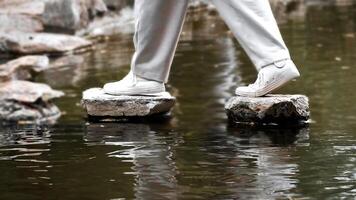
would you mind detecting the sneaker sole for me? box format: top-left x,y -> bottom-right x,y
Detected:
236,67 -> 300,97
103,86 -> 166,96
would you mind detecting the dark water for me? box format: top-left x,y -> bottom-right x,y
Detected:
1,5 -> 356,200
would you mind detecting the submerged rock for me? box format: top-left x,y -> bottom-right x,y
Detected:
0,80 -> 64,123
0,55 -> 49,82
81,88 -> 176,119
0,32 -> 92,54
225,95 -> 310,125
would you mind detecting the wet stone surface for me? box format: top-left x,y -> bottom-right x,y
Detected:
0,80 -> 64,123
81,88 -> 176,120
225,94 -> 310,124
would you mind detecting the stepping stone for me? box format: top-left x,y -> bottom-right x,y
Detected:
225,94 -> 310,125
81,88 -> 176,120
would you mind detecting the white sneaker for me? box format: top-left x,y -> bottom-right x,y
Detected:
103,71 -> 165,96
235,59 -> 300,97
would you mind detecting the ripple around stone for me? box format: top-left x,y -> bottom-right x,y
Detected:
81,88 -> 176,120
225,94 -> 310,125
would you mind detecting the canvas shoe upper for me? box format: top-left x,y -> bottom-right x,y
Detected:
235,59 -> 300,97
103,71 -> 165,96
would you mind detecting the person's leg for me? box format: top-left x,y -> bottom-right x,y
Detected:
211,0 -> 300,97
132,0 -> 189,82
104,0 -> 189,95
211,0 -> 290,70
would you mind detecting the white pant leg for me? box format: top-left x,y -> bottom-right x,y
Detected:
211,0 -> 292,70
131,0 -> 189,83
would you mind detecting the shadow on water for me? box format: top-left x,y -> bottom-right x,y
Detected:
1,3 -> 356,200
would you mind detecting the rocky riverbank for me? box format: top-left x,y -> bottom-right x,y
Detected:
0,56 -> 64,123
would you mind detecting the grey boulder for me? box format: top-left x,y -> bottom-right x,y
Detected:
81,88 -> 176,118
225,94 -> 310,124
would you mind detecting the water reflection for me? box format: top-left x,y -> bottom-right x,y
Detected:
224,126 -> 309,199
85,121 -> 180,199
0,124 -> 53,195
84,121 -> 309,199
227,124 -> 310,146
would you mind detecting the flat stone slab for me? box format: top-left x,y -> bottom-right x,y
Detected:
81,88 -> 176,118
0,31 -> 92,54
225,94 -> 310,124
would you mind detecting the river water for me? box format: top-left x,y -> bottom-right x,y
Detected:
0,4 -> 356,200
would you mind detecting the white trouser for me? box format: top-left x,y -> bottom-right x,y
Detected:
132,0 -> 292,83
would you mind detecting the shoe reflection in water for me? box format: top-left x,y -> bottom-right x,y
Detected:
84,121 -> 309,199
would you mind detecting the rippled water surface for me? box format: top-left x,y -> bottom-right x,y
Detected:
1,5 -> 356,200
